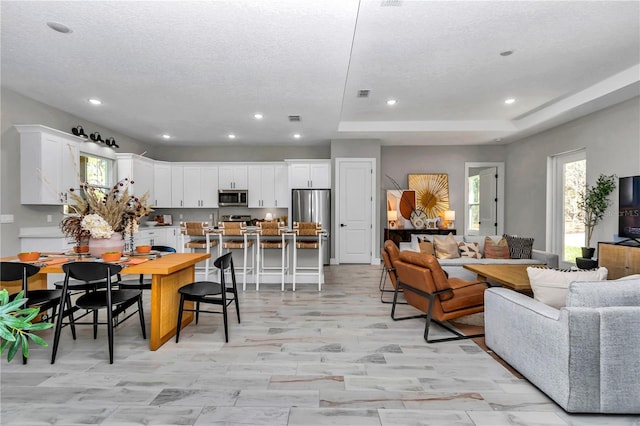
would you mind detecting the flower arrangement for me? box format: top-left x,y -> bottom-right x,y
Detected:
60,178 -> 153,244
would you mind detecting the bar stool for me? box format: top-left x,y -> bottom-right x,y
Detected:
291,221 -> 325,291
255,221 -> 288,291
180,222 -> 218,279
217,222 -> 256,291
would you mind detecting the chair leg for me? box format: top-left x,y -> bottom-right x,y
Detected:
390,283 -> 427,322
137,295 -> 146,339
222,297 -> 229,343
66,294 -> 77,340
195,301 -> 200,324
93,310 -> 99,339
106,307 -> 114,364
175,294 -> 185,343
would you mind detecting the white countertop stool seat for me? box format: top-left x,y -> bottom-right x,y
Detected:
292,222 -> 325,292
256,221 -> 289,291
218,222 -> 256,291
180,221 -> 218,279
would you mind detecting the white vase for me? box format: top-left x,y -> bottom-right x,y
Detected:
88,233 -> 125,258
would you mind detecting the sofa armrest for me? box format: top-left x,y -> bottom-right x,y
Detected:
532,249 -> 558,268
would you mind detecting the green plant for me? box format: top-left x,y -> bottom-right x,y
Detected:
577,174 -> 617,248
0,290 -> 53,362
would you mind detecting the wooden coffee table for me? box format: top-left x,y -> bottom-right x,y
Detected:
463,264 -> 544,295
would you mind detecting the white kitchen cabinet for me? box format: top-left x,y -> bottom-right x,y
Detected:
16,125 -> 82,205
183,165 -> 219,208
288,160 -> 331,189
117,154 -> 155,202
153,161 -> 172,208
171,164 -> 184,207
218,164 -> 248,189
248,163 -> 290,208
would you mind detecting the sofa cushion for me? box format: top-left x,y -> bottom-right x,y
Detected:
419,240 -> 435,256
566,276 -> 640,308
504,234 -> 534,259
433,233 -> 461,259
527,266 -> 609,308
458,241 -> 482,258
484,236 -> 510,259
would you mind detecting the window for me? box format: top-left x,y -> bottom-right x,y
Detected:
80,154 -> 113,191
468,174 -> 480,232
549,150 -> 586,267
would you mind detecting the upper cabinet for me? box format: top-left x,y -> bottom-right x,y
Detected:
17,125 -> 81,205
247,163 -> 289,208
218,164 -> 248,190
171,164 -> 185,207
183,164 -> 219,208
288,160 -> 331,189
153,161 -> 172,208
116,154 -> 154,202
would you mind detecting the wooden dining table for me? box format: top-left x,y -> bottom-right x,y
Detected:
1,252 -> 210,350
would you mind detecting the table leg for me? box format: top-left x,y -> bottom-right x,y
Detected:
149,266 -> 195,350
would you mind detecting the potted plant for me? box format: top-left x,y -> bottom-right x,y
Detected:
0,290 -> 53,362
577,174 -> 617,259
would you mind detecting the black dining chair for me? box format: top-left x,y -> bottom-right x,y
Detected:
175,252 -> 240,343
0,261 -> 75,363
51,261 -> 146,364
118,245 -> 177,290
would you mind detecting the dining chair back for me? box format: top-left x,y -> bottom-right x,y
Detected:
175,252 -> 240,343
51,261 -> 146,364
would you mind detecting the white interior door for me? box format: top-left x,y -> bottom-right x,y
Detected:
478,167 -> 498,235
337,159 -> 375,264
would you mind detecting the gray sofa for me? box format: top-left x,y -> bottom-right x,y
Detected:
400,234 -> 559,280
485,278 -> 640,413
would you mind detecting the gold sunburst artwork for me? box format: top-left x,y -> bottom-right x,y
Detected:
408,174 -> 450,219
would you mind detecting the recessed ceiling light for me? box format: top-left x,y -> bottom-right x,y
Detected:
88,98 -> 102,105
494,138 -> 503,142
504,98 -> 516,105
293,133 -> 301,139
46,21 -> 72,34
228,134 -> 236,139
253,113 -> 263,120
499,50 -> 514,57
162,134 -> 171,139
386,99 -> 397,106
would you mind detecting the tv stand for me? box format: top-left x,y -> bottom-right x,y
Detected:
598,242 -> 640,279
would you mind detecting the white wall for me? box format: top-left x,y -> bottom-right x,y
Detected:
505,96 -> 640,250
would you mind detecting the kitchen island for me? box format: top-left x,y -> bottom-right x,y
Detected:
2,253 -> 209,350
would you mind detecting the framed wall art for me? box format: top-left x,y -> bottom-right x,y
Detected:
408,173 -> 450,219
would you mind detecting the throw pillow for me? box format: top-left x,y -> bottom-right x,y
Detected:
458,241 -> 482,258
433,233 -> 461,259
484,236 -> 510,259
418,239 -> 435,256
503,234 -> 534,259
527,266 -> 609,308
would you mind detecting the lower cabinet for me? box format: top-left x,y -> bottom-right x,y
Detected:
598,242 -> 640,279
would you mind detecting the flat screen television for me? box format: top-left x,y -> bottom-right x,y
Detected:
618,175 -> 640,242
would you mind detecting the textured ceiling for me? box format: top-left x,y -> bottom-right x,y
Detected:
2,0 -> 639,147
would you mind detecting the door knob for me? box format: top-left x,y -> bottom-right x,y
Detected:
340,224 -> 346,227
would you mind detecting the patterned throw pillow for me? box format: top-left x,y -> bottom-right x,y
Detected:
503,234 -> 534,259
527,266 -> 609,308
433,233 -> 461,259
484,236 -> 510,259
458,241 -> 482,258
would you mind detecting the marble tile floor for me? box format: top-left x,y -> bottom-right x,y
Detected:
2,264 -> 639,425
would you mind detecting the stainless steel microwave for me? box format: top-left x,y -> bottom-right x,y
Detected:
218,190 -> 248,206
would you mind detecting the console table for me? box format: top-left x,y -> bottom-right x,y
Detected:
384,228 -> 456,246
598,242 -> 640,279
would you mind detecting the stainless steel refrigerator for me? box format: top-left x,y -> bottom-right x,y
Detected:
291,189 -> 331,265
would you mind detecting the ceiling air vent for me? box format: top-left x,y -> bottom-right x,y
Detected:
357,90 -> 370,98
288,115 -> 301,122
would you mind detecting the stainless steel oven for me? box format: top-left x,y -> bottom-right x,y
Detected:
218,190 -> 248,207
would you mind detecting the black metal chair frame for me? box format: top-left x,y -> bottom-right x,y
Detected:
379,264 -> 408,305
51,262 -> 146,364
391,279 -> 485,343
175,252 -> 240,343
118,245 -> 177,290
0,261 -> 75,363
